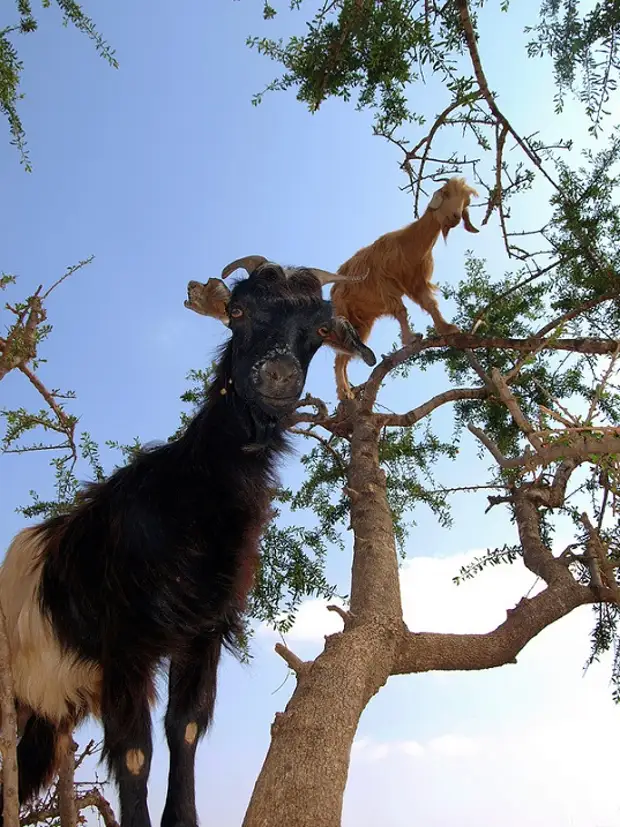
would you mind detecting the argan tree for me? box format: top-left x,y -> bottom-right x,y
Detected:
226,1 -> 619,825
2,0 -> 620,826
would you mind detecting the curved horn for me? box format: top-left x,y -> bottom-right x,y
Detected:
221,255 -> 268,279
307,268 -> 368,286
462,206 -> 479,234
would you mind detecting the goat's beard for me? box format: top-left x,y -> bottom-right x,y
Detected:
242,407 -> 283,453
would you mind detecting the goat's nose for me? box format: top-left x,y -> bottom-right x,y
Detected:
258,356 -> 302,397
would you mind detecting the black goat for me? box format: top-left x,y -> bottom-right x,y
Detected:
0,258 -> 376,827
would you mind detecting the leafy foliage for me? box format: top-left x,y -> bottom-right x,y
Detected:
526,0 -> 620,133
248,0 -> 470,134
453,544 -> 522,585
1,0 -> 117,169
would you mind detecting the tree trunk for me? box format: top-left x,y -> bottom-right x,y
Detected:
0,607 -> 19,827
243,412 -> 403,827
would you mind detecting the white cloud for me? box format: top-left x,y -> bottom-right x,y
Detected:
428,733 -> 481,758
399,740 -> 425,758
352,736 -> 425,762
346,710 -> 620,827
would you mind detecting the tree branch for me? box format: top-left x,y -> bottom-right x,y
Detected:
512,490 -> 571,584
378,386 -> 487,427
490,368 -> 543,450
275,643 -> 310,677
391,580 -> 614,675
0,292 -> 44,380
21,788 -> 119,827
361,333 -> 618,409
58,731 -> 78,827
289,427 -> 346,473
327,604 -> 352,627
455,0 -> 560,194
471,431 -> 620,472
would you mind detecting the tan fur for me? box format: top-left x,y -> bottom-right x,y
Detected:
184,722 -> 198,745
0,527 -> 102,725
331,176 -> 479,399
125,748 -> 146,775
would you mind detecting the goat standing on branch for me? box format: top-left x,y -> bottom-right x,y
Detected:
0,259 -> 374,827
331,176 -> 479,399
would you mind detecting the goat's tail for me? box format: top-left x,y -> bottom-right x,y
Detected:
0,712 -> 62,824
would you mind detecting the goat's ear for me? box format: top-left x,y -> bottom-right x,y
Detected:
428,189 -> 445,210
323,317 -> 376,366
184,279 -> 231,324
462,206 -> 479,234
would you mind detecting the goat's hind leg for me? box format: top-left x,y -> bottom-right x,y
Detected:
395,300 -> 421,346
335,353 -> 354,401
334,319 -> 373,401
161,635 -> 223,827
101,662 -> 154,827
0,711 -> 60,826
415,286 -> 459,335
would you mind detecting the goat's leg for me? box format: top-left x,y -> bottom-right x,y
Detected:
102,663 -> 154,827
335,353 -> 354,401
334,319 -> 373,401
394,300 -> 419,346
161,635 -> 223,827
415,286 -> 459,335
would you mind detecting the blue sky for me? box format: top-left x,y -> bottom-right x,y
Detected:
1,1 -> 619,825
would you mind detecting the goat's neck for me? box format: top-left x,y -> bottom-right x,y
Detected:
400,209 -> 441,257
180,351 -> 285,470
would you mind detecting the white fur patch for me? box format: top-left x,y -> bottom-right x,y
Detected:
184,722 -> 198,745
126,748 -> 146,775
0,528 -> 102,724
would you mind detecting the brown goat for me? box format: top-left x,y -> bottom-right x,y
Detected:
330,176 -> 479,399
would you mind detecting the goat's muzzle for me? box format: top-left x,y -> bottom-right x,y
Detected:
253,355 -> 304,414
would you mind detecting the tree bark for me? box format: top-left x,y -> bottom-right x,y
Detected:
58,730 -> 78,827
0,607 -> 19,827
243,413 -> 403,827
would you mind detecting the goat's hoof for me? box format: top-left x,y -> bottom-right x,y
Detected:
440,324 -> 460,335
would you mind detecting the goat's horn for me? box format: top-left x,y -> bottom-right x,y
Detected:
462,206 -> 479,234
221,256 -> 268,279
307,268 -> 368,286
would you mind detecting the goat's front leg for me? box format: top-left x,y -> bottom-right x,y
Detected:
161,635 -> 223,827
102,662 -> 154,827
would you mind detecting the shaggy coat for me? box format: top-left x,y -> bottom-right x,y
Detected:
330,177 -> 479,399
0,261 -> 374,827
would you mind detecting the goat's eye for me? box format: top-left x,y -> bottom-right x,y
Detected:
230,307 -> 244,319
317,326 -> 330,338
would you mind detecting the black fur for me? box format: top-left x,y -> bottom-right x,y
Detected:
4,266 -> 373,827
17,715 -> 58,802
